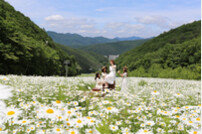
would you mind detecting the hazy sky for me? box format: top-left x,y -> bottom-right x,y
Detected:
5,0 -> 201,38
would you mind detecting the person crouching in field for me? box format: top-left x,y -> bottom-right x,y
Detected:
92,72 -> 103,91
118,66 -> 128,92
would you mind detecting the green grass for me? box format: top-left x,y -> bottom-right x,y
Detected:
77,73 -> 95,77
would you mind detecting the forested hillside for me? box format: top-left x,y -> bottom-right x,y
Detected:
47,31 -> 118,48
0,0 -> 79,76
114,36 -> 143,41
116,21 -> 201,80
81,39 -> 148,55
57,44 -> 107,73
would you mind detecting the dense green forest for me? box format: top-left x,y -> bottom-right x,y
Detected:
81,39 -> 149,55
114,36 -> 143,41
57,44 -> 107,73
116,21 -> 201,80
47,31 -> 118,48
0,0 -> 79,76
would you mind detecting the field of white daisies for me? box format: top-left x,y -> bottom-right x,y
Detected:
0,75 -> 201,134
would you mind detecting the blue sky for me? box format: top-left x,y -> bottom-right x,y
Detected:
5,0 -> 201,38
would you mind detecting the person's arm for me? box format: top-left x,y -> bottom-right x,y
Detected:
118,71 -> 124,77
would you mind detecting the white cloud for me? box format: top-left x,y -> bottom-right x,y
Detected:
5,0 -> 200,38
135,16 -> 172,29
45,15 -> 64,21
44,16 -> 98,35
95,8 -> 105,12
43,15 -> 167,38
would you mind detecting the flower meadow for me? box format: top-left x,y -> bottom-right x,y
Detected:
0,75 -> 201,134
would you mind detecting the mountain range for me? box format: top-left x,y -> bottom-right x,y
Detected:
114,36 -> 143,41
47,31 -> 117,48
47,31 -> 145,48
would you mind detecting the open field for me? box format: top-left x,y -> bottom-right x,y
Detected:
0,75 -> 201,134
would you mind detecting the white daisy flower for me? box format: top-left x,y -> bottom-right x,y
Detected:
109,125 -> 118,131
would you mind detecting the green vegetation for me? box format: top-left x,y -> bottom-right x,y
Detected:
58,44 -> 107,73
77,73 -> 95,77
116,21 -> 201,80
138,80 -> 148,87
47,31 -> 118,48
0,0 -> 79,76
81,39 -> 148,55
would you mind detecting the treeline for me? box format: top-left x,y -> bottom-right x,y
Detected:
116,21 -> 201,80
0,0 -> 79,76
81,39 -> 148,55
57,44 -> 108,73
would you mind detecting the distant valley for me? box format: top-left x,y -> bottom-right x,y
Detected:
81,39 -> 149,55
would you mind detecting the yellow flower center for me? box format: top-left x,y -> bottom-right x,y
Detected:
107,107 -> 112,110
176,115 -> 180,118
154,90 -> 157,93
77,120 -> 82,123
58,116 -> 62,119
144,130 -> 148,132
89,130 -> 93,133
0,128 -> 2,131
71,131 -> 75,134
7,111 -> 15,116
87,117 -> 91,119
56,100 -> 61,104
67,123 -> 70,126
193,131 -> 197,134
67,111 -> 71,114
56,128 -> 60,131
46,109 -> 54,114
196,118 -> 200,121
22,121 -> 27,123
189,121 -> 193,123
